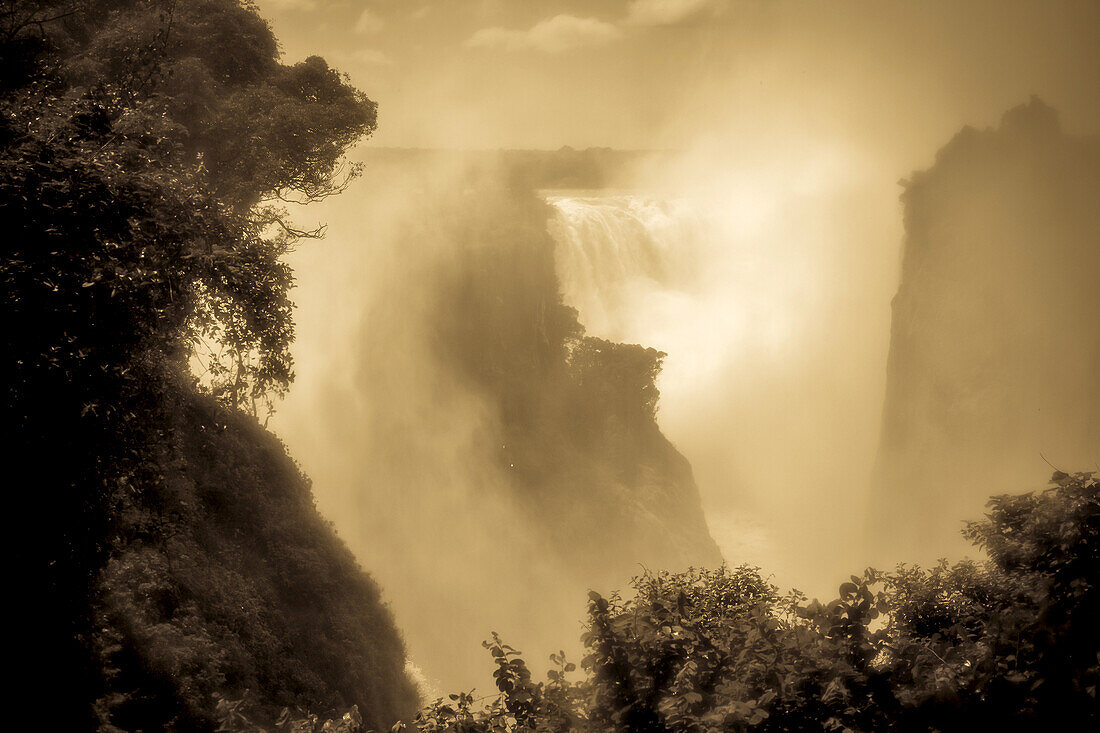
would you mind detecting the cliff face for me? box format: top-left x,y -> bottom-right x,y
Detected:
874,99 -> 1100,561
429,177 -> 722,587
89,390 -> 418,731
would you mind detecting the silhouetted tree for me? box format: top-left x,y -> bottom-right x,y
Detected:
406,472 -> 1100,731
1,1 -> 394,728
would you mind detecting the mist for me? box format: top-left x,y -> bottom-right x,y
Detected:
568,141 -> 903,592
15,0 -> 1099,727
258,0 -> 1100,697
270,157 -> 590,691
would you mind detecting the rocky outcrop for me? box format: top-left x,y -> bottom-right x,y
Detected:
873,99 -> 1100,562
430,179 -> 723,585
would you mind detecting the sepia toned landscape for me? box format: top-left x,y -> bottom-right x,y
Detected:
5,1 -> 1099,730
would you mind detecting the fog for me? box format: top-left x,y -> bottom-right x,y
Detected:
261,0 -> 1100,696
269,158 -> 591,693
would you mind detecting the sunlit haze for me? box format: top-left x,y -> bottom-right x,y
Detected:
255,0 -> 1100,694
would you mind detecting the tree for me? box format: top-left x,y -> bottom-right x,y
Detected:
1,1 -> 380,727
3,0 -> 376,418
404,472 -> 1100,731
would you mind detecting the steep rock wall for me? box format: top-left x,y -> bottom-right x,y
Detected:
429,179 -> 723,587
873,99 -> 1100,561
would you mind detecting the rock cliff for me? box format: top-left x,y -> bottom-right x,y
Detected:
873,99 -> 1100,561
429,176 -> 723,585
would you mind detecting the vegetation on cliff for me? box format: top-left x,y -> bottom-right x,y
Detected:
3,0 -> 415,728
423,174 -> 723,584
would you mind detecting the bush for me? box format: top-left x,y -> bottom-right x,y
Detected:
404,472 -> 1099,731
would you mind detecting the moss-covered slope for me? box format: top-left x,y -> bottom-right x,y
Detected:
90,390 -> 418,731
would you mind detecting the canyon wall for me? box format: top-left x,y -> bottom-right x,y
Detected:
874,99 -> 1100,562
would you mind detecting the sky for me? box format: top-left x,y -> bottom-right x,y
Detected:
256,0 -> 1100,153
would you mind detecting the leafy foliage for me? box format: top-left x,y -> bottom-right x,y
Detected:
3,0 -> 376,416
214,695 -> 369,733
85,392 -> 419,731
404,472 -> 1100,731
2,1 -> 412,729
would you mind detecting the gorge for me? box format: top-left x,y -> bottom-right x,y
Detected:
10,0 -> 1100,727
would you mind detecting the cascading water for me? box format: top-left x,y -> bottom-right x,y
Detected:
546,194 -> 702,344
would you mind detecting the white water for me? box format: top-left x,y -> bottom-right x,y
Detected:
546,194 -> 701,344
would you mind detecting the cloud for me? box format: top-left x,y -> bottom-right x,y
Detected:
258,0 -> 317,12
465,14 -> 622,53
355,9 -> 386,36
626,0 -> 729,26
345,48 -> 395,67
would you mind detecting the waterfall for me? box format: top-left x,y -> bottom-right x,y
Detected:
546,194 -> 701,343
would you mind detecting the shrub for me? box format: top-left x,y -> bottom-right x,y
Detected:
405,472 -> 1099,731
